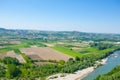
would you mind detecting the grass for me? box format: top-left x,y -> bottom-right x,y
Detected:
26,41 -> 46,47
14,49 -> 22,54
80,47 -> 115,54
0,40 -> 47,53
51,46 -> 82,57
0,43 -> 15,46
0,41 -> 45,54
21,53 -> 33,64
80,47 -> 99,54
0,42 -> 30,53
0,47 -> 12,53
52,45 -> 117,58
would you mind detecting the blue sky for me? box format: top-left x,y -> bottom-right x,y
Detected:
0,0 -> 120,33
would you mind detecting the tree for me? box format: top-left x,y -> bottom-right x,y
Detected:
3,57 -> 19,65
0,65 -> 6,77
6,64 -> 21,78
59,60 -> 65,65
75,56 -> 80,61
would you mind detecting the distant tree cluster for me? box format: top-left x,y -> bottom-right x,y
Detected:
90,42 -> 113,50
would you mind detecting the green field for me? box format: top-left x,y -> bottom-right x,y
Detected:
52,46 -> 82,57
0,41 -> 46,53
0,42 -> 30,53
13,49 -> 22,54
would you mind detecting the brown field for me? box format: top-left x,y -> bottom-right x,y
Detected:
0,51 -> 26,63
10,41 -> 21,44
44,43 -> 55,47
34,62 -> 54,65
0,46 -> 4,49
20,46 -> 73,61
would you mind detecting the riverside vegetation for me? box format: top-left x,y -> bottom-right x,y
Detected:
0,28 -> 120,80
96,65 -> 120,80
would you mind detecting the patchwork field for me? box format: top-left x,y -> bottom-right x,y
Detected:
0,51 -> 26,63
20,46 -> 73,61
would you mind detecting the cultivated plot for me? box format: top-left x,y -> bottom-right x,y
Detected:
20,46 -> 73,61
0,51 -> 26,63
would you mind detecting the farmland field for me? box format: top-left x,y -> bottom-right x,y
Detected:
52,46 -> 82,57
20,46 -> 73,61
0,51 -> 25,63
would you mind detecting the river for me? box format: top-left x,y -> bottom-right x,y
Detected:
82,50 -> 120,80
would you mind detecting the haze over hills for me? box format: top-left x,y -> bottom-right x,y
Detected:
0,27 -> 120,42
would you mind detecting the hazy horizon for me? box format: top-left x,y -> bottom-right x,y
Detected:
0,0 -> 120,34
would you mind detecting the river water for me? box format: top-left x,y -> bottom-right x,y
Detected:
83,51 -> 120,80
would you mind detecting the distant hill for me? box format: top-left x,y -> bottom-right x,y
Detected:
0,28 -> 6,30
0,27 -> 120,42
